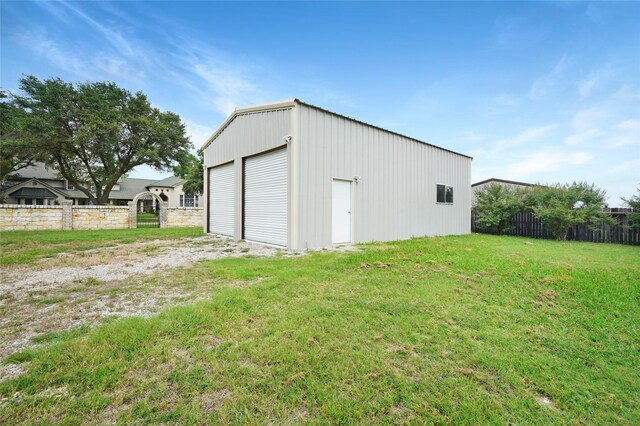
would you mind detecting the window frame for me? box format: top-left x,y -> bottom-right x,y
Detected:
436,184 -> 454,204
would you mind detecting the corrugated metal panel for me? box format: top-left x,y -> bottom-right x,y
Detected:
208,162 -> 235,236
244,148 -> 288,246
203,109 -> 292,240
296,104 -> 471,249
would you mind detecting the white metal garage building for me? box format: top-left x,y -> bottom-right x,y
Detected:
203,99 -> 472,250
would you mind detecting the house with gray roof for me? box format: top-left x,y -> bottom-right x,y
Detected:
0,163 -> 199,208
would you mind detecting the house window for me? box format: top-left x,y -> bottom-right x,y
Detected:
182,193 -> 198,207
36,199 -> 44,205
64,180 -> 75,190
437,184 -> 454,204
25,198 -> 33,205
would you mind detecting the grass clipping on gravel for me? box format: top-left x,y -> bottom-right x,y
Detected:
1,234 -> 639,424
0,227 -> 204,266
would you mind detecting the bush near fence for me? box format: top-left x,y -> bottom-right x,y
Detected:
471,210 -> 640,245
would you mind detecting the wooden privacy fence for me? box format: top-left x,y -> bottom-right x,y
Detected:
471,210 -> 640,246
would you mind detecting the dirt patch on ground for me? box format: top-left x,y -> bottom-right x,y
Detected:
0,235 -> 298,382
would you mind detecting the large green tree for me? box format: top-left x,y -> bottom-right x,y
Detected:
523,182 -> 612,240
0,91 -> 42,188
173,148 -> 204,195
11,75 -> 192,205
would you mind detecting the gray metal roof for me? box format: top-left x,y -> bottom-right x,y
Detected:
112,178 -> 157,199
7,187 -> 59,198
472,178 -> 533,188
1,178 -> 69,199
202,99 -> 472,160
2,167 -> 185,201
148,176 -> 184,188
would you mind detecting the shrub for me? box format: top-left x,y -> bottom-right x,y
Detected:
522,182 -> 612,240
473,183 -> 520,234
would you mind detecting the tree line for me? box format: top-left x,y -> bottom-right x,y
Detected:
473,182 -> 640,240
1,75 -> 203,205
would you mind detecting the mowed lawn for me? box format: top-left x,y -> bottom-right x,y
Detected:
1,234 -> 638,424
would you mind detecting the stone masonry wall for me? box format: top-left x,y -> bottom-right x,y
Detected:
0,205 -> 63,231
166,208 -> 204,228
72,205 -> 129,230
1,204 -> 202,231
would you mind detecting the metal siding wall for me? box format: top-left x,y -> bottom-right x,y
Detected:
203,109 -> 292,240
296,104 -> 471,249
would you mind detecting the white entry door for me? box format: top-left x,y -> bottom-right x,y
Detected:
244,147 -> 288,246
208,162 -> 235,236
332,179 -> 352,244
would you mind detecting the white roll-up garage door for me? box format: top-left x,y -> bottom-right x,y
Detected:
208,162 -> 235,236
244,147 -> 288,246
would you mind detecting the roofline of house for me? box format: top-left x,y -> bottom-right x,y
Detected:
201,99 -> 472,160
472,178 -> 534,188
0,177 -> 69,199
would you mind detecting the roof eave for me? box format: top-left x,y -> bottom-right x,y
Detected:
201,98 -> 472,160
201,99 -> 297,150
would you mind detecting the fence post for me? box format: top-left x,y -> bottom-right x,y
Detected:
61,200 -> 73,230
128,201 -> 136,228
159,201 -> 168,228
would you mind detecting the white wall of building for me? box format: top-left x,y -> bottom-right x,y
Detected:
203,101 -> 472,250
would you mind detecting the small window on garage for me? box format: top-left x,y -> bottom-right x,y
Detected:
437,184 -> 454,204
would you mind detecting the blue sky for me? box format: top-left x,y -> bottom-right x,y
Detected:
2,1 -> 639,204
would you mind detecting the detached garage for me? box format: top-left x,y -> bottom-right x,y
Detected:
203,99 -> 472,250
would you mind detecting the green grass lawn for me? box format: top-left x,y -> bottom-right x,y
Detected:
1,235 -> 638,424
0,227 -> 203,266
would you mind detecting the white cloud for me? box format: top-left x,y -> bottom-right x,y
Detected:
613,85 -> 640,101
614,119 -> 640,132
571,107 -> 610,131
603,120 -> 640,147
191,61 -> 260,115
605,134 -> 640,148
565,129 -> 602,146
15,29 -> 144,82
578,63 -> 614,98
56,1 -> 139,58
600,158 -> 640,177
184,120 -> 215,149
528,55 -> 568,100
488,125 -> 557,156
507,149 -> 594,179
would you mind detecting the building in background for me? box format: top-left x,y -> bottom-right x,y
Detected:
471,178 -> 534,206
0,163 -> 199,209
203,99 -> 472,250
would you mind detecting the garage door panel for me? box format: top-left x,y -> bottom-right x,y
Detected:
244,148 -> 287,246
208,162 -> 234,236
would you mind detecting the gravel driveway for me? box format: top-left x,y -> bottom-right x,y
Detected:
0,235 -> 294,382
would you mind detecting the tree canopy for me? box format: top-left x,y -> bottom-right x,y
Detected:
473,181 -> 613,240
8,75 -> 192,205
522,182 -> 612,240
0,90 -> 43,188
173,149 -> 204,195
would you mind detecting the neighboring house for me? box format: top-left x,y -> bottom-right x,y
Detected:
0,163 -> 199,208
471,178 -> 533,206
203,99 -> 472,250
147,176 -> 200,208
